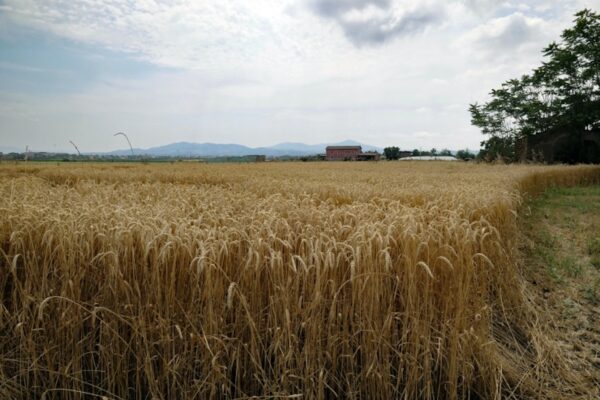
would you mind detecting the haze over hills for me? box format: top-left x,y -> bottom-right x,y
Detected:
100,140 -> 383,157
1,141 -> 480,157
0,146 -> 24,154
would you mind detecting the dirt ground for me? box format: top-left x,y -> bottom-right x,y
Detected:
520,185 -> 600,395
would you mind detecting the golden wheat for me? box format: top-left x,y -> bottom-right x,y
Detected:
0,161 -> 599,399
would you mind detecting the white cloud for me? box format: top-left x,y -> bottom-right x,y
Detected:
308,0 -> 445,46
2,1 -> 316,74
461,12 -> 550,53
412,131 -> 438,139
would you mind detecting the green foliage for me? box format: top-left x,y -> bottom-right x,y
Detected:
412,149 -> 420,156
559,255 -> 583,277
383,146 -> 401,160
589,237 -> 600,269
456,149 -> 476,160
470,9 -> 600,163
583,278 -> 600,304
477,136 -> 516,162
588,236 -> 600,255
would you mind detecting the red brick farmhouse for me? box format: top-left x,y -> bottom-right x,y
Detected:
325,146 -> 380,161
325,146 -> 362,161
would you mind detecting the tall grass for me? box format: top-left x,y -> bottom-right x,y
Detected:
1,162 -> 599,399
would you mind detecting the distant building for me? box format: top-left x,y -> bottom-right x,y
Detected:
357,151 -> 381,161
399,151 -> 412,159
248,155 -> 266,162
326,146 -> 362,161
398,156 -> 458,161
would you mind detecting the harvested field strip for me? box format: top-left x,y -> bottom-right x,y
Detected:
521,185 -> 600,396
1,162 -> 599,399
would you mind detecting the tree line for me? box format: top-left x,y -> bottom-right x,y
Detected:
383,147 -> 476,160
470,9 -> 600,163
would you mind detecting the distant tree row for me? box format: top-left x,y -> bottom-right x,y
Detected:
383,147 -> 475,160
383,147 -> 401,160
470,9 -> 600,163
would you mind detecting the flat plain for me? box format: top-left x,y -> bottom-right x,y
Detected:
1,162 -> 599,399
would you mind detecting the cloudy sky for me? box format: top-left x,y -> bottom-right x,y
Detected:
1,0 -> 599,152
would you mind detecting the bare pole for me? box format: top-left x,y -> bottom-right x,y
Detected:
69,140 -> 81,156
114,132 -> 134,156
25,145 -> 29,162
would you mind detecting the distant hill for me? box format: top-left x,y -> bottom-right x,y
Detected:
100,140 -> 384,157
0,146 -> 23,153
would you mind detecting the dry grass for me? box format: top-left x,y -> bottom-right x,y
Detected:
520,185 -> 600,393
1,161 -> 599,399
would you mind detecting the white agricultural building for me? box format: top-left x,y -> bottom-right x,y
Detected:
398,156 -> 459,161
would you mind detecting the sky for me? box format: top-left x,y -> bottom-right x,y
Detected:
1,0 -> 599,153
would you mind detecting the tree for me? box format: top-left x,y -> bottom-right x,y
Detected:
383,146 -> 401,160
439,149 -> 452,156
470,9 -> 600,163
456,149 -> 476,161
430,148 -> 438,156
412,149 -> 420,156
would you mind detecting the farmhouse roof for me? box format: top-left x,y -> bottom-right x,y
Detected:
326,146 -> 362,150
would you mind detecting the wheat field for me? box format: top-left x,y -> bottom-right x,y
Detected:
1,162 -> 599,399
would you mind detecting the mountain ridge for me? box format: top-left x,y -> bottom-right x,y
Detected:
99,140 -> 383,157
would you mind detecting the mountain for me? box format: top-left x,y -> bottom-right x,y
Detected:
0,146 -> 23,153
101,140 -> 384,157
106,142 -> 256,157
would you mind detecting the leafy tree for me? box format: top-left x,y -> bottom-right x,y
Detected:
470,9 -> 600,163
430,148 -> 438,156
439,149 -> 452,156
412,149 -> 420,156
383,146 -> 401,160
456,149 -> 476,160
